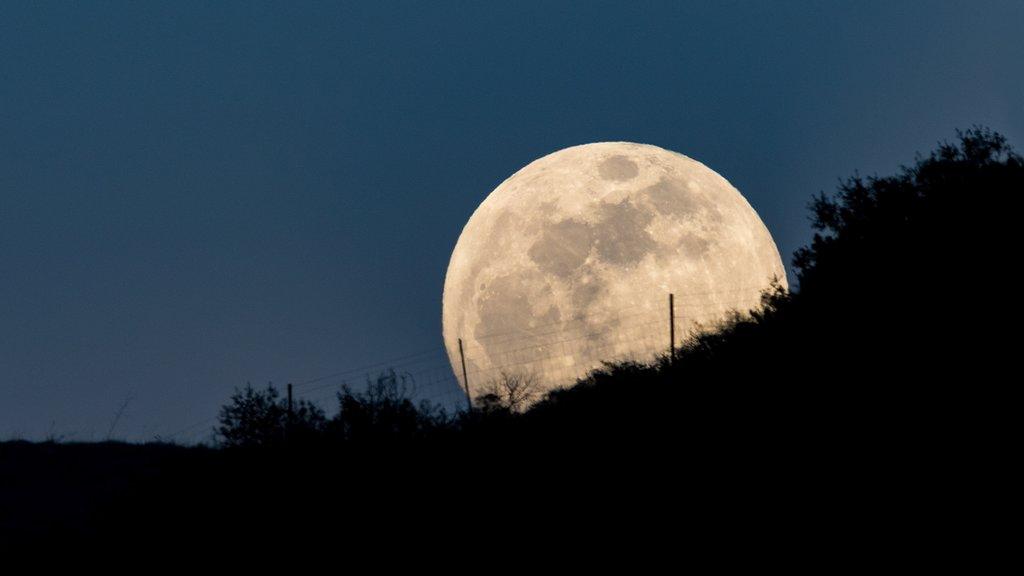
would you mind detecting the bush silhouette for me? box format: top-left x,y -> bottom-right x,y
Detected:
325,370 -> 450,444
474,371 -> 540,414
216,383 -> 326,448
788,126 -> 1021,379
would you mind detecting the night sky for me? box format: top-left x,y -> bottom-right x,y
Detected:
2,1 -> 1021,441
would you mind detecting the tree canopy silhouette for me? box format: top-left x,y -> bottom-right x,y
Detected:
217,383 -> 326,448
325,370 -> 449,443
787,126 -> 1021,378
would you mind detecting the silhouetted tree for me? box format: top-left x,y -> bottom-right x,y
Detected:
475,371 -> 540,413
216,383 -> 326,448
786,126 -> 1022,380
326,370 -> 448,443
794,127 -> 1022,296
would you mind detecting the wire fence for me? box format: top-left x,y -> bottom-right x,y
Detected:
162,287 -> 769,444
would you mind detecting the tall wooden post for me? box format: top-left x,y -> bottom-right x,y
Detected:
669,293 -> 676,365
458,338 -> 472,412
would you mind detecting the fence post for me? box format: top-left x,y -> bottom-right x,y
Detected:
669,293 -> 676,365
458,338 -> 472,412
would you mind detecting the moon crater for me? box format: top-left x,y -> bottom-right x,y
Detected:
598,155 -> 640,181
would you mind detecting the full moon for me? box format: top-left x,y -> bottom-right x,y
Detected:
442,142 -> 785,402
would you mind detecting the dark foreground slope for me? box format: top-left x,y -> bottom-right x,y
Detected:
2,129 -> 1017,552
0,441 -> 215,536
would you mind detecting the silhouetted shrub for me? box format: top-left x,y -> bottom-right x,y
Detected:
787,126 -> 1021,379
474,371 -> 540,414
326,370 -> 450,443
216,383 -> 326,448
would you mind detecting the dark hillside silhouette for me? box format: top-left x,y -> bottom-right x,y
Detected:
459,128 -> 1021,452
450,127 -> 1021,476
3,128 -> 1016,544
203,127 -> 1024,461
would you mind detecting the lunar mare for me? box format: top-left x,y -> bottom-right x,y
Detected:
442,142 -> 785,402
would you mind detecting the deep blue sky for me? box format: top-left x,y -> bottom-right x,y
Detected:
2,2 -> 1021,441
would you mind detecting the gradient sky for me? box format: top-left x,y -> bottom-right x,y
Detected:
2,1 -> 1022,441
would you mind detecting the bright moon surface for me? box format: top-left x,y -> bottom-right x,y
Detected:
442,142 -> 786,402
